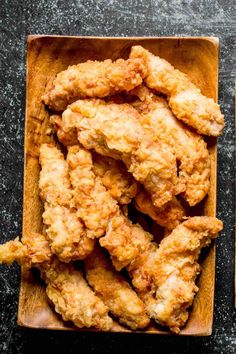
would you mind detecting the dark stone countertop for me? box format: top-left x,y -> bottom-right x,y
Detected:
0,1 -> 235,353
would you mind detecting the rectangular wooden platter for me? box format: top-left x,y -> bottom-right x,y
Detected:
18,35 -> 219,335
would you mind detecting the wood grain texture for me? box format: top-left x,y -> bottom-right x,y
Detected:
18,36 -> 219,336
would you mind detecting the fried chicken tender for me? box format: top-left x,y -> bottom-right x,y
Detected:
61,99 -> 179,208
50,115 -> 78,146
0,233 -> 51,267
92,153 -> 138,204
134,188 -> 185,230
43,261 -> 112,331
42,204 -> 94,261
66,144 -> 154,270
39,143 -> 73,207
39,144 -> 95,262
132,88 -> 210,206
135,216 -> 223,333
130,46 -> 224,136
127,240 -> 158,295
0,234 -> 112,331
0,238 -> 27,265
42,58 -> 147,111
100,215 -> 222,333
67,145 -> 119,238
85,246 -> 150,329
100,214 -> 153,271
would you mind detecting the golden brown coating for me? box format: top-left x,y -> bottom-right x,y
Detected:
0,233 -> 51,267
50,115 -> 78,146
42,204 -> 95,262
133,90 -> 210,206
85,246 -> 150,329
136,216 -> 223,333
44,260 -> 113,331
39,143 -> 73,207
127,241 -> 158,295
92,153 -> 138,205
130,46 -> 224,136
39,144 -> 95,262
100,214 -> 153,271
21,233 -> 52,266
61,99 -> 179,208
67,145 -> 119,238
42,58 -> 147,111
61,98 -> 144,160
66,144 -> 154,272
0,235 -> 112,331
0,238 -> 26,265
134,188 -> 185,230
100,215 -> 222,333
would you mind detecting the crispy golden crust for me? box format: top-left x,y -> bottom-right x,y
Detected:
39,144 -> 73,207
0,234 -> 51,267
50,115 -> 78,146
0,235 -> 112,331
139,216 -> 223,333
85,246 -> 150,329
61,99 -> 179,208
22,233 -> 52,266
92,153 -> 138,204
101,215 -> 222,333
66,145 -> 154,272
100,214 -> 153,271
67,145 -> 119,238
127,242 -> 158,295
44,260 -> 113,331
42,204 -> 95,262
132,90 -> 210,206
0,238 -> 27,265
42,58 -> 147,111
134,189 -> 185,230
39,144 -> 95,262
130,138 -> 179,208
130,46 -> 224,136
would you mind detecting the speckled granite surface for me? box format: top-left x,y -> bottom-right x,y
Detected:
0,0 -> 235,353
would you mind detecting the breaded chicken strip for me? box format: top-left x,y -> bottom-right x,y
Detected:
43,261 -> 112,330
134,188 -> 185,230
100,215 -> 222,333
51,117 -> 138,205
39,144 -> 73,207
0,238 -> 27,265
92,153 -> 138,205
132,88 -> 210,206
130,46 -> 224,136
100,213 -> 154,271
39,144 -> 95,262
127,240 -> 158,295
67,145 -> 119,238
50,115 -> 78,146
0,234 -> 112,331
47,121 -> 138,206
61,99 -> 180,208
100,213 -> 160,296
85,246 -> 150,330
66,144 -> 153,269
42,58 -> 147,111
134,216 -> 223,333
42,204 -> 94,261
0,233 -> 51,268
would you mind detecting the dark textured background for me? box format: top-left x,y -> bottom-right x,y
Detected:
0,0 -> 235,353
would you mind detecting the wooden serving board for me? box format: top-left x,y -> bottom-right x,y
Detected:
18,36 -> 219,335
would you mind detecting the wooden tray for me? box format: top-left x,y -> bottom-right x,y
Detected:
18,35 -> 219,335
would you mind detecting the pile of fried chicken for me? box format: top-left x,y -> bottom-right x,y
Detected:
0,46 -> 224,334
